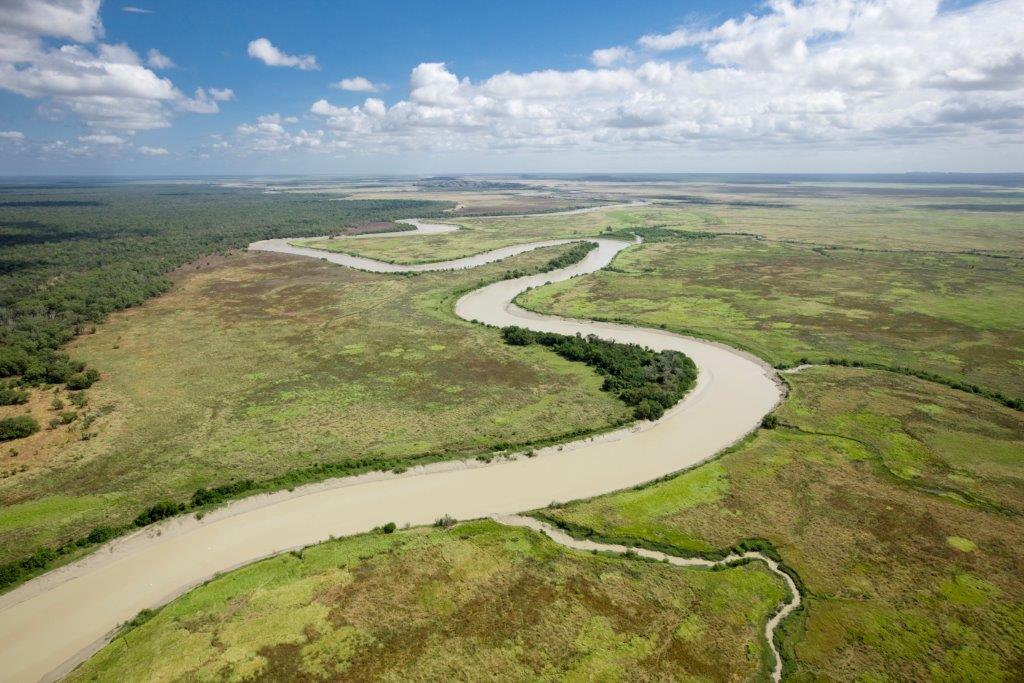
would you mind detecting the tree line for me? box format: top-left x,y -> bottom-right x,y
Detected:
501,326 -> 697,420
0,186 -> 449,430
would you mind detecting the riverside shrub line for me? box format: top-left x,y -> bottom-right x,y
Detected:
500,326 -> 697,420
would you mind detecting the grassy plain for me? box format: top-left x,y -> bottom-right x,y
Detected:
539,367 -> 1024,680
0,245 -> 630,564
298,187 -> 1024,266
518,237 -> 1024,399
69,519 -> 788,682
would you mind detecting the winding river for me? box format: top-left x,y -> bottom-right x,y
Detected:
0,205 -> 787,681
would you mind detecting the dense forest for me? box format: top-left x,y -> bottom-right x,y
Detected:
501,326 -> 697,420
0,183 -> 449,405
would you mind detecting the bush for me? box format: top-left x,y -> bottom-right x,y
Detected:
0,416 -> 40,441
133,500 -> 184,527
434,514 -> 456,529
0,384 -> 29,406
634,399 -> 665,421
761,414 -> 779,429
84,526 -> 118,545
66,368 -> 100,390
381,522 -> 397,534
190,479 -> 255,507
501,326 -> 535,346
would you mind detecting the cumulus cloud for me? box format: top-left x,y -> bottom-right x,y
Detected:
0,130 -> 25,141
0,0 -> 227,134
209,87 -> 234,101
332,76 -> 383,92
247,38 -> 318,70
137,145 -> 168,155
0,0 -> 103,43
293,0 -> 1024,158
146,48 -> 174,69
229,111 -> 345,155
591,46 -> 633,67
78,133 -> 125,144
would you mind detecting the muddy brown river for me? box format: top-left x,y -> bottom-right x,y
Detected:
0,208 -> 784,681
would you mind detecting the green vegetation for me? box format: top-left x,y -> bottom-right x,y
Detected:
69,520 -> 787,681
501,326 -> 697,420
519,237 -> 1024,402
299,188 -> 1024,266
502,240 -> 597,279
0,184 -> 448,402
0,242 -> 630,580
0,416 -> 39,441
538,367 -> 1024,680
0,383 -> 29,406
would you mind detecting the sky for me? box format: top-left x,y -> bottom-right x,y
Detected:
0,0 -> 1022,175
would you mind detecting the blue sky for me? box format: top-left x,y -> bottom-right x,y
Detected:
0,0 -> 1022,174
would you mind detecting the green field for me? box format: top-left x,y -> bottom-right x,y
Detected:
298,190 -> 1024,266
518,237 -> 1024,401
538,367 -> 1024,680
5,179 -> 1023,679
69,520 -> 788,681
0,244 -> 629,566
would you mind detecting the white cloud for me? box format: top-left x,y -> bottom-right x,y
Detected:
332,76 -> 383,92
231,112 -> 345,154
638,28 -> 700,52
591,46 -> 633,67
0,0 -> 103,43
246,38 -> 318,70
0,2 -> 226,132
177,87 -> 222,114
138,145 -> 168,155
79,133 -> 125,144
0,130 -> 25,141
293,0 -> 1024,159
146,48 -> 174,69
209,87 -> 234,101
122,6 -> 153,13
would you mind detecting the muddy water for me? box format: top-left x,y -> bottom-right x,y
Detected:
0,214 -> 781,682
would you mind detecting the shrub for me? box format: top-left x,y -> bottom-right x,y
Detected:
761,414 -> 779,429
0,416 -> 40,441
84,526 -> 118,545
0,384 -> 29,406
66,368 -> 100,390
634,399 -> 665,421
434,514 -> 457,529
190,479 -> 255,507
133,501 -> 184,527
381,522 -> 397,534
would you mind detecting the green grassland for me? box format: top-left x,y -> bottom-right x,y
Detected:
538,367 -> 1024,680
292,206 -> 653,263
69,519 -> 788,682
0,244 -> 630,565
649,189 -> 1024,255
296,188 -> 1024,265
518,237 -> 1024,400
